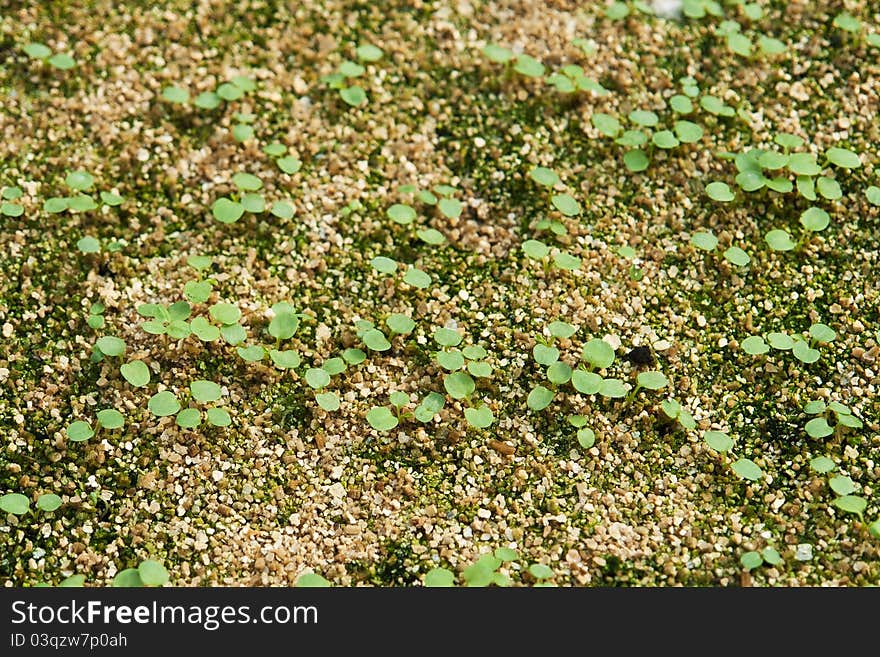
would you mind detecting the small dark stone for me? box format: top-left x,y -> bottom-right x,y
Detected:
625,346 -> 654,366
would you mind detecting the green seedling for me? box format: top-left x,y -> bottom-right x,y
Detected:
688,231 -> 751,267
183,255 -> 215,303
86,301 -> 105,329
112,559 -> 170,587
660,399 -> 697,431
803,399 -> 863,439
322,43 -> 383,107
23,42 -> 76,69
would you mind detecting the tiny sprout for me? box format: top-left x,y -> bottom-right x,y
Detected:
764,229 -> 795,251
340,86 -> 367,107
634,371 -> 667,395
96,409 -> 124,430
577,427 -> 596,449
212,198 -> 244,223
370,256 -> 398,274
527,385 -> 554,411
434,327 -> 463,347
833,12 -> 861,32
176,408 -> 201,429
530,167 -> 559,187
550,193 -> 581,217
623,150 -> 649,172
96,336 -> 126,358
513,54 -> 544,77
305,368 -> 331,390
296,573 -> 331,588
403,267 -> 431,288
315,392 -> 340,412
119,360 -> 151,387
592,113 -> 621,137
366,406 -> 398,431
386,314 -> 415,335
342,348 -> 367,365
438,197 -> 463,219
740,551 -> 763,571
237,342 -> 269,367
148,391 -> 181,417
690,231 -> 718,251
533,343 -> 560,366
77,236 -> 100,254
741,335 -> 769,355
191,380 -> 222,403
809,456 -> 836,474
805,417 -> 832,438
387,203 -> 416,224
36,493 -> 62,512
138,560 -> 170,587
356,44 -> 383,62
206,408 -> 232,427
482,43 -> 514,64
829,475 -> 856,496
706,182 -> 735,202
723,246 -> 750,267
522,239 -> 550,260
808,323 -> 835,345
444,371 -> 475,399
866,186 -> 880,205
464,404 -> 495,429
269,350 -> 300,369
834,495 -> 867,517
66,420 -> 94,442
800,207 -> 830,232
731,458 -> 763,482
582,338 -> 615,370
528,563 -> 554,581
547,361 -> 573,385
162,86 -> 189,104
0,493 -> 31,515
548,321 -> 577,339
424,568 -> 456,587
704,430 -> 734,453
363,329 -> 391,352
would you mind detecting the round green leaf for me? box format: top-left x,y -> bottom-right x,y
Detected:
530,167 -> 560,187
577,428 -> 596,449
36,493 -> 62,512
690,231 -> 718,251
834,495 -> 867,515
805,417 -> 832,438
424,568 -> 455,587
637,371 -> 667,390
582,339 -> 615,369
191,380 -> 222,402
162,86 -> 189,104
176,408 -> 201,429
444,371 -> 475,399
0,493 -> 30,515
366,406 -> 398,431
387,203 -> 416,224
706,181 -> 735,202
704,430 -> 734,453
363,329 -> 391,351
527,385 -> 554,411
96,409 -> 124,430
765,229 -> 795,251
206,407 -> 232,427
212,198 -> 244,223
296,573 -> 331,587
315,392 -> 340,412
464,405 -> 495,429
138,560 -> 169,587
740,551 -> 763,571
826,147 -> 861,169
67,420 -> 94,442
551,193 -> 581,216
731,458 -> 763,482
148,391 -> 181,417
